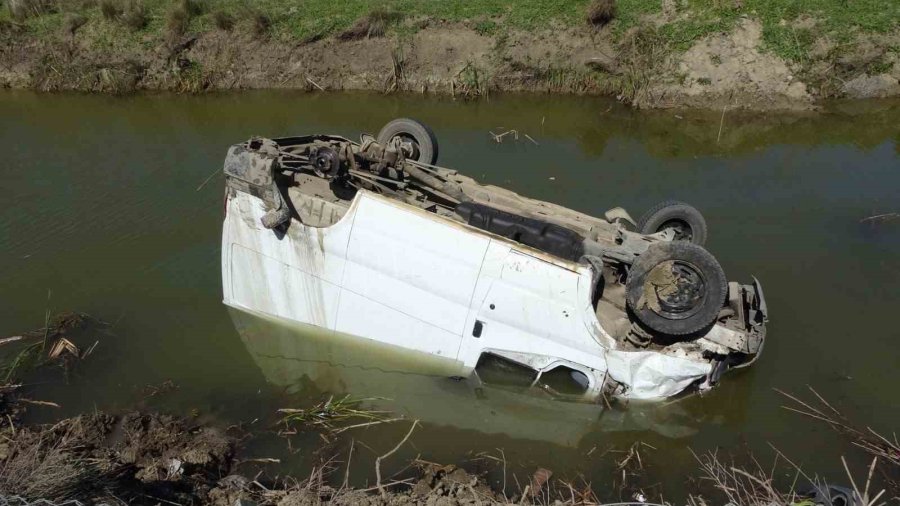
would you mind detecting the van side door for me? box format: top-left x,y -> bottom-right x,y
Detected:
336,194 -> 489,361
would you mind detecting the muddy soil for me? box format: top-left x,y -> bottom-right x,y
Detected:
650,19 -> 812,110
0,408 -> 503,505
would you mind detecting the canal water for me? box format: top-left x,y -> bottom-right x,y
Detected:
1,91 -> 898,500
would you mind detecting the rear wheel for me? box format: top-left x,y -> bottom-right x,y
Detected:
638,201 -> 707,245
626,241 -> 727,337
377,118 -> 439,165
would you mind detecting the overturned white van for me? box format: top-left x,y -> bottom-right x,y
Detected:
221,119 -> 767,401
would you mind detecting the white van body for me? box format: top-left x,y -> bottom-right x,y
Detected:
223,189 -> 723,401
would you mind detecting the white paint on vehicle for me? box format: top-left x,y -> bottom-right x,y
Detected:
223,189 -> 716,400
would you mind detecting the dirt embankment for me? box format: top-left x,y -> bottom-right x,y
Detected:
1,13 -> 898,110
0,410 -> 505,505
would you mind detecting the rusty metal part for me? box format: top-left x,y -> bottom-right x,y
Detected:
311,146 -> 341,178
624,323 -> 654,348
402,162 -> 468,203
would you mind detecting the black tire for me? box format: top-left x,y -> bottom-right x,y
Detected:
638,200 -> 708,246
625,241 -> 727,337
377,118 -> 439,165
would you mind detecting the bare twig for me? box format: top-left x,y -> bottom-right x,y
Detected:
306,77 -> 325,91
332,417 -> 404,434
778,388 -> 900,467
498,448 -> 507,499
716,104 -> 727,144
17,399 -> 61,408
342,438 -> 354,491
375,420 -> 419,499
235,457 -> 281,466
195,167 -> 221,191
860,212 -> 899,223
355,478 -> 415,493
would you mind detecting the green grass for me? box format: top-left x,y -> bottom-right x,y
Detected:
278,395 -> 391,433
641,0 -> 900,60
747,0 -> 900,60
6,0 -> 898,64
474,19 -> 499,36
612,0 -> 664,33
209,0 -> 591,41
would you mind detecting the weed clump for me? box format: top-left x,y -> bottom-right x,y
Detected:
615,23 -> 668,105
164,0 -> 204,40
212,9 -> 233,31
165,0 -> 190,39
474,19 -> 498,36
97,0 -> 147,30
248,9 -> 270,38
64,12 -> 87,34
178,0 -> 202,17
99,0 -> 120,20
337,8 -> 401,41
7,0 -> 55,20
586,0 -> 616,28
278,395 -> 393,437
121,0 -> 147,30
233,6 -> 269,38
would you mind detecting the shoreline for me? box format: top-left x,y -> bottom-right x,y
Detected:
2,4 -> 898,111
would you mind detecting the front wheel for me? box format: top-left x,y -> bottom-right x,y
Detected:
377,118 -> 439,165
626,241 -> 727,338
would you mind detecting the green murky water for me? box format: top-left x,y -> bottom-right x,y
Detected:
1,91 -> 898,500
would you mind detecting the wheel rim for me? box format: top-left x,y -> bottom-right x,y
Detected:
390,134 -> 421,161
312,147 -> 340,177
644,260 -> 707,320
658,219 -> 693,241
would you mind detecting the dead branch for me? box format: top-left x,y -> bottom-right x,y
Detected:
860,212 -> 899,224
777,388 -> 900,467
306,77 -> 325,91
332,416 -> 404,434
0,336 -> 24,346
195,167 -> 222,191
17,399 -> 61,408
375,419 -> 419,499
342,438 -> 354,491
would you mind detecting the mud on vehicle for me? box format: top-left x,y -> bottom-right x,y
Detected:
221,118 -> 768,401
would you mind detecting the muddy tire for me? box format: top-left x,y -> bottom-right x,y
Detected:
626,241 -> 727,337
638,201 -> 707,245
377,118 -> 439,165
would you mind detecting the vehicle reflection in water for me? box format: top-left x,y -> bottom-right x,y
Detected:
229,307 -> 722,446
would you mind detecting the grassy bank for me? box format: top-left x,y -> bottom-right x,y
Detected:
5,0 -> 898,51
0,0 -> 898,106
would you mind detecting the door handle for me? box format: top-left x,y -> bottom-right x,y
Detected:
472,320 -> 484,338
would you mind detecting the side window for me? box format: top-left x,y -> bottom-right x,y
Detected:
535,366 -> 590,395
475,353 -> 538,387
474,353 -> 591,396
